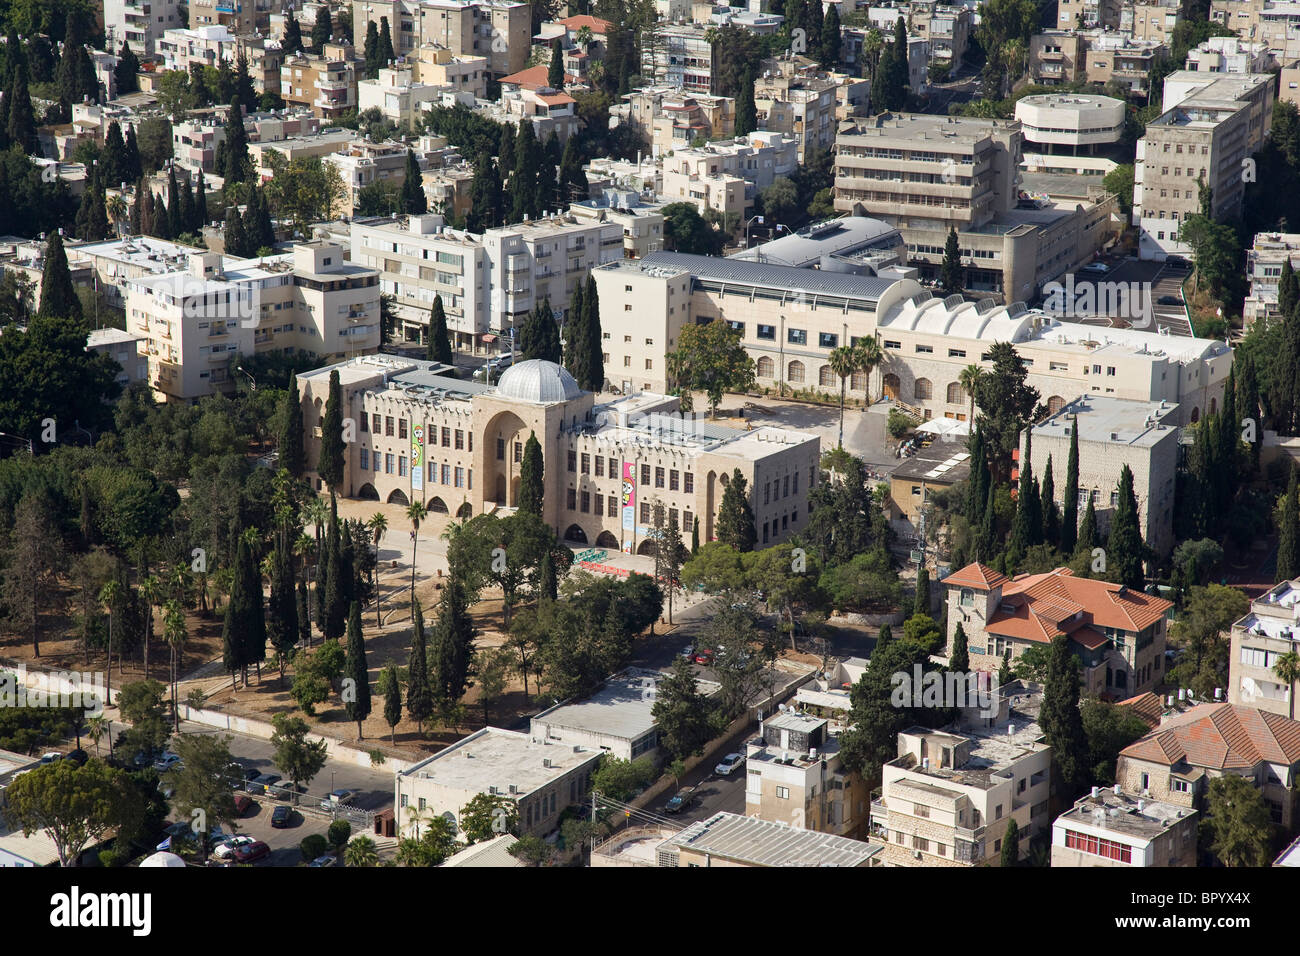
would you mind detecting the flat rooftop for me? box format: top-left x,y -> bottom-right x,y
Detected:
87,327 -> 146,348
664,811 -> 881,867
1056,788 -> 1195,841
532,668 -> 720,742
398,727 -> 598,796
839,112 -> 1019,145
891,438 -> 971,484
1031,395 -> 1180,449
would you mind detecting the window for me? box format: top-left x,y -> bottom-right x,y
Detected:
360,448 -> 369,470
684,472 -> 694,493
640,502 -> 650,523
398,456 -> 407,477
1064,830 -> 1132,863
399,419 -> 407,440
914,378 -> 933,400
787,328 -> 807,346
581,453 -> 590,474
1171,778 -> 1190,793
757,324 -> 775,340
670,469 -> 679,490
497,438 -> 506,461
385,416 -> 394,437
454,467 -> 464,488
819,332 -> 838,349
594,493 -> 603,515
948,348 -> 966,358
455,430 -> 464,450
775,786 -> 790,799
385,453 -> 394,474
442,427 -> 451,447
567,488 -> 576,510
641,464 -> 651,486
580,491 -> 590,513
567,450 -> 577,472
655,467 -> 665,488
608,496 -> 618,518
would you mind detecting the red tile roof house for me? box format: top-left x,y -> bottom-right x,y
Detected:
943,563 -> 1173,699
1115,702 -> 1300,830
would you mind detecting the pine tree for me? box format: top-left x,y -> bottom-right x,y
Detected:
279,374 -> 305,477
518,431 -> 544,516
1000,819 -> 1019,867
312,6 -> 334,50
1279,465 -> 1299,583
950,622 -> 969,672
115,42 -> 140,94
940,227 -> 963,294
913,566 -> 929,616
1109,464 -> 1145,589
283,14 -> 304,54
318,370 -> 346,491
224,206 -> 248,258
548,41 -> 564,89
343,601 -> 371,739
37,231 -> 82,320
363,21 -> 380,78
406,597 -> 434,733
716,469 -> 757,552
400,149 -> 427,214
427,294 -> 452,363
1061,415 -> 1080,554
1041,455 -> 1060,550
1040,632 -> 1088,798
7,67 -> 37,154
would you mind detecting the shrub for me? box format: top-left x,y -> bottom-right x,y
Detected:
300,833 -> 328,861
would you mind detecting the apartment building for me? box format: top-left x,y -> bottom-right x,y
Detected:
1056,0 -> 1121,28
1243,231 -> 1300,326
834,113 -> 1122,298
888,435 -> 971,526
873,692 -> 1052,866
567,193 -> 667,259
490,83 -> 580,142
943,563 -> 1172,697
909,0 -> 973,68
660,132 -> 799,220
1080,33 -> 1167,95
1023,395 -> 1182,556
105,0 -> 182,55
1116,703 -> 1300,829
617,87 -> 737,157
394,727 -> 602,839
158,24 -> 238,72
642,23 -> 716,93
594,254 -> 1232,424
323,141 -> 412,215
593,811 -> 883,867
280,43 -> 358,120
1121,0 -> 1182,43
1212,0 -> 1300,60
423,163 -> 476,222
409,43 -> 490,98
190,0 -> 281,34
68,236 -> 213,311
531,668 -> 720,764
1185,35 -> 1274,71
248,129 -> 356,180
88,328 -> 149,390
125,243 -> 380,403
1051,785 -> 1198,866
352,0 -> 531,76
1229,579 -> 1300,717
753,57 -> 837,162
296,356 -> 820,549
744,711 -> 870,838
358,66 -> 448,129
1133,72 -> 1274,260
1030,31 -> 1089,85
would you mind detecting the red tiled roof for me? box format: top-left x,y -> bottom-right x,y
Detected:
499,65 -> 581,90
559,15 -> 613,34
1116,692 -> 1164,730
942,563 -> 1008,590
1120,703 -> 1300,769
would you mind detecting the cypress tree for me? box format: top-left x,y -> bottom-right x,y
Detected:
940,227 -> 963,295
7,67 -> 37,155
343,601 -> 371,739
821,4 -> 842,69
1238,352 -> 1262,474
101,122 -> 126,187
998,648 -> 1013,685
539,548 -> 558,601
123,126 -> 142,181
498,124 -> 516,179
382,663 -> 401,743
950,622 -> 969,672
734,70 -> 757,137
580,274 -> 603,391
691,516 -> 700,555
193,168 -> 209,232
548,41 -> 564,89
874,623 -> 892,655
279,373 -> 305,477
1279,465 -> 1299,583
537,131 -> 560,215
297,575 -> 311,647
406,597 -> 433,733
224,206 -> 248,258
268,531 -> 299,686
1280,259 -> 1299,320
312,6 -> 334,49
1109,464 -> 1145,589
223,96 -> 251,185
558,136 -> 587,202
1000,819 -> 1019,867
167,164 -> 184,237
323,496 -> 348,641
511,121 -> 540,223
966,425 -> 987,525
716,469 -> 757,552
363,21 -> 380,78
115,41 -> 140,94
518,431 -> 544,517
563,281 -> 587,384
913,566 -> 930,616
400,149 -> 427,214
977,482 -> 996,564
152,191 -> 173,239
378,16 -> 395,65
429,575 -> 476,706
427,294 -> 452,363
284,14 -> 304,54
318,370 -> 346,491
37,231 -> 82,320
1061,415 -> 1080,554
1078,496 -> 1099,554
1041,455 -> 1060,550
1040,632 -> 1088,798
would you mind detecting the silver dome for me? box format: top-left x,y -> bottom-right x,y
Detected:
494,359 -> 582,403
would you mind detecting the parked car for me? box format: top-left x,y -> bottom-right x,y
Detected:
38,752 -> 62,765
663,788 -> 695,814
266,780 -> 303,801
1157,295 -> 1182,306
679,644 -> 695,659
714,753 -> 744,776
308,854 -> 338,867
1164,255 -> 1190,269
153,752 -> 183,772
247,773 -> 282,795
212,835 -> 256,861
64,749 -> 88,767
233,794 -> 254,816
232,840 -> 272,864
270,805 -> 294,829
693,648 -> 715,665
1080,261 -> 1110,274
319,789 -> 358,811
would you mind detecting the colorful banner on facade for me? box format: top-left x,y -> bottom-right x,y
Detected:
411,424 -> 424,492
622,461 -> 635,531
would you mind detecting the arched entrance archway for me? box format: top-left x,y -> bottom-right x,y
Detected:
1047,395 -> 1066,415
483,410 -> 530,510
637,539 -> 658,556
456,502 -> 473,518
428,496 -> 449,514
882,373 -> 900,400
1190,407 -> 1200,423
357,483 -> 379,501
596,531 -> 620,549
387,488 -> 410,506
564,524 -> 588,544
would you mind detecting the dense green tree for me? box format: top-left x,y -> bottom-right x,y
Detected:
548,41 -> 565,89
312,6 -> 334,48
36,231 -> 82,321
406,597 -> 433,733
651,656 -> 716,761
1061,417 -> 1079,553
317,369 -> 345,491
222,97 -> 251,185
913,566 -> 929,617
283,14 -> 304,54
973,342 -> 1040,484
377,16 -> 395,66
426,295 -> 452,363
400,149 -> 427,214
1039,632 -> 1088,798
716,469 -> 758,552
381,663 -> 401,743
665,318 -> 755,416
517,298 -> 561,363
114,42 -> 140,94
278,374 -> 305,477
429,575 -> 477,713
734,69 -> 757,137
1108,465 -> 1145,589
343,601 -> 371,739
363,21 -> 380,78
1205,774 -> 1273,867
950,622 -> 969,673
940,227 -> 963,295
518,431 -> 544,517
999,818 -> 1019,867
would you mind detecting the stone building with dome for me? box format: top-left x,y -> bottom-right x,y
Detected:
297,356 -> 819,552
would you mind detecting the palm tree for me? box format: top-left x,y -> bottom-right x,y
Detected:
98,579 -> 122,687
344,835 -> 380,867
368,512 -> 388,627
139,574 -> 159,680
959,364 -> 984,425
302,495 -> 329,567
1275,651 -> 1300,720
828,345 -> 859,450
862,29 -> 884,80
106,194 -> 129,238
575,25 -> 593,50
163,599 -> 187,733
406,500 -> 428,620
87,715 -> 107,756
856,336 -> 883,407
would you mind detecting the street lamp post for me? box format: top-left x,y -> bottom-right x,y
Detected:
744,214 -> 765,249
236,366 -> 257,391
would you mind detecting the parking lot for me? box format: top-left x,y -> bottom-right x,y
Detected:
1062,258 -> 1193,335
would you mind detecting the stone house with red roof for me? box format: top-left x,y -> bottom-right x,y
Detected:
944,562 -> 1172,698
1116,703 -> 1300,830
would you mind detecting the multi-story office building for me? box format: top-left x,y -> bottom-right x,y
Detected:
352,0 -> 530,76
1229,579 -> 1300,717
1117,703 -> 1300,829
835,112 -> 1121,298
642,23 -> 716,93
1242,231 -> 1300,326
1133,71 -> 1274,260
125,243 -> 380,403
1051,786 -> 1198,867
594,252 -> 1228,423
743,711 -> 870,839
296,356 -> 820,549
280,43 -> 358,120
872,691 -> 1052,866
943,562 -> 1173,697
105,0 -> 182,55
1023,395 -> 1182,557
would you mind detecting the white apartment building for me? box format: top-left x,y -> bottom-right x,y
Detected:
323,141 -> 412,215
753,58 -> 838,163
642,23 -> 716,93
158,24 -> 238,73
594,253 -> 1233,426
1229,579 -> 1300,717
660,132 -> 799,221
105,0 -> 182,55
358,66 -> 450,130
1185,35 -> 1275,72
350,211 -> 622,348
1243,231 -> 1300,326
125,243 -> 380,403
410,43 -> 490,98
351,0 -> 531,76
1133,72 -> 1274,260
568,193 -> 667,260
88,328 -> 149,390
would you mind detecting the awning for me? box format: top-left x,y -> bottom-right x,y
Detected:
482,333 -> 497,343
916,418 -> 971,438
